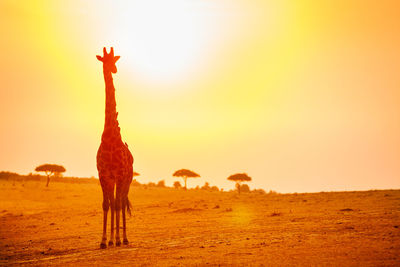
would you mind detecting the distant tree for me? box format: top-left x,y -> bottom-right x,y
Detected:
147,182 -> 156,187
131,179 -> 141,187
0,171 -> 20,179
35,164 -> 66,187
210,186 -> 219,192
227,173 -> 252,194
157,180 -> 166,187
172,169 -> 200,190
131,172 -> 141,187
173,181 -> 182,189
201,182 -> 210,190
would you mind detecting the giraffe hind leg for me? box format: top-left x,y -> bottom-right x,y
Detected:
100,190 -> 109,249
122,194 -> 129,245
122,182 -> 132,245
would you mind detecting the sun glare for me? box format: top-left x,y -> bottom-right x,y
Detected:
110,0 -> 225,84
230,204 -> 253,225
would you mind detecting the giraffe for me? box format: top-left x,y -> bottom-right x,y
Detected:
96,47 -> 134,249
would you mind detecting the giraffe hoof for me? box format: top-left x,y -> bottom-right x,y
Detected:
100,243 -> 107,249
123,238 -> 129,245
108,241 -> 114,246
116,239 -> 121,246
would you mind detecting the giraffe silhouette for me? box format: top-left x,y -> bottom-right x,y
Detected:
96,47 -> 134,249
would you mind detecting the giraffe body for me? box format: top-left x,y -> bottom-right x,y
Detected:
96,47 -> 133,248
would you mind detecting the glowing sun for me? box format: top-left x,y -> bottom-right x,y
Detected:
110,0 -> 227,84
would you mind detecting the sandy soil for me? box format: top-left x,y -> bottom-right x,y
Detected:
0,180 -> 399,266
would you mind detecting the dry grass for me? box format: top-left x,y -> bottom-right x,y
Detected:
0,180 -> 399,265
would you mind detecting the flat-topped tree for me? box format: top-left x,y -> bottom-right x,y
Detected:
173,169 -> 200,190
227,173 -> 252,194
35,164 -> 66,187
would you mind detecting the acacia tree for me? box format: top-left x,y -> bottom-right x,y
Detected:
227,173 -> 252,194
172,169 -> 200,190
35,164 -> 66,187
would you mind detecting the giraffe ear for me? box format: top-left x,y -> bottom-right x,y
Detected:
96,55 -> 103,62
114,56 -> 120,62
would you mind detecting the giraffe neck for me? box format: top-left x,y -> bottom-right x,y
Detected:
102,70 -> 121,142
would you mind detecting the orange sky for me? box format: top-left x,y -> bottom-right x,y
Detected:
1,0 -> 399,193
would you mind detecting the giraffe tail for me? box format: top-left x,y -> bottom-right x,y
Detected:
126,197 -> 132,217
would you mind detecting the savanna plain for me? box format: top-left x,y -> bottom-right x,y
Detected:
0,178 -> 399,266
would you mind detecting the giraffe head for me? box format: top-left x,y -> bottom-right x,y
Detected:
96,47 -> 120,74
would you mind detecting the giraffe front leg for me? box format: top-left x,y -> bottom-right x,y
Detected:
115,186 -> 121,246
108,193 -> 115,246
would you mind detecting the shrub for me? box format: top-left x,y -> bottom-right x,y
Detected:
210,186 -> 219,192
147,182 -> 156,187
252,189 -> 266,194
157,180 -> 166,187
201,182 -> 210,190
173,181 -> 182,189
240,184 -> 250,193
131,179 -> 141,187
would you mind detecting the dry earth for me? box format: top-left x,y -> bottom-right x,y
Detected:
0,180 -> 399,266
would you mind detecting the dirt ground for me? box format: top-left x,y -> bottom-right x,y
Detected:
0,180 -> 399,266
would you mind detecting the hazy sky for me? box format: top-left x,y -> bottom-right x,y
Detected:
1,0 -> 399,193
